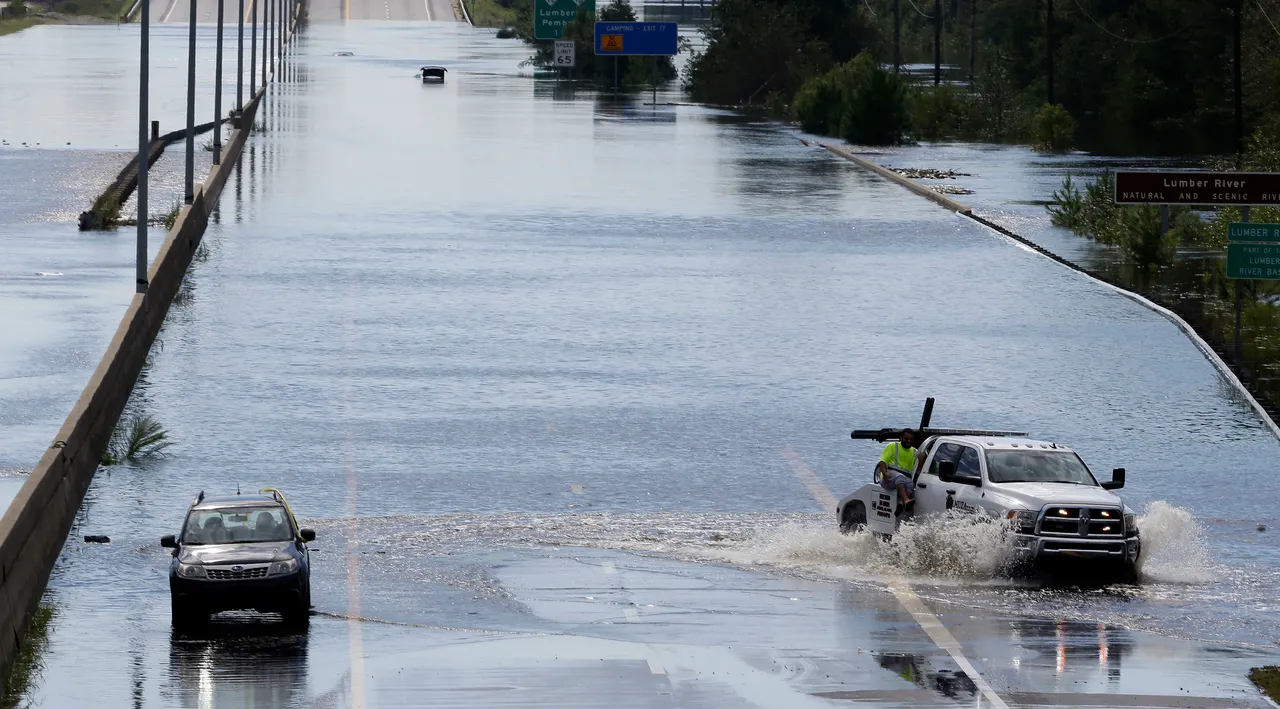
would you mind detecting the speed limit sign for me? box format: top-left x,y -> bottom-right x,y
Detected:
554,40 -> 576,68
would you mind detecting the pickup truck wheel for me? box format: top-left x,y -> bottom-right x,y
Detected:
840,502 -> 867,534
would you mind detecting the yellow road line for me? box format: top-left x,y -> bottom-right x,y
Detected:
781,447 -> 1011,709
345,0 -> 350,20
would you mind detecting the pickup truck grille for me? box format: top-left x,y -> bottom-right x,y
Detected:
1038,507 -> 1124,538
206,565 -> 269,580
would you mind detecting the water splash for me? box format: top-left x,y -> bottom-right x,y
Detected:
1135,501 -> 1216,583
713,512 -> 1016,580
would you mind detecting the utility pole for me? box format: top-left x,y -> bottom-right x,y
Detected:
184,0 -> 196,204
893,0 -> 901,73
136,0 -> 149,292
968,0 -> 975,84
1046,0 -> 1054,104
214,0 -> 224,165
934,0 -> 941,85
1234,0 -> 1244,167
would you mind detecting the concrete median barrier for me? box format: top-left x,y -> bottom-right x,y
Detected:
0,90 -> 265,682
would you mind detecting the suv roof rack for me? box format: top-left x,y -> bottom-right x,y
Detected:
850,398 -> 1027,442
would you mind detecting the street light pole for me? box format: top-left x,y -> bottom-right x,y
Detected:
237,0 -> 244,110
137,0 -> 150,292
893,0 -> 900,73
250,0 -> 257,97
184,0 -> 196,204
214,0 -> 224,165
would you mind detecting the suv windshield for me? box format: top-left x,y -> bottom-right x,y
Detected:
984,450 -> 1098,486
182,506 -> 294,544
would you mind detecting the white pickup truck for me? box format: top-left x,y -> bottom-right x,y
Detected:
837,432 -> 1142,576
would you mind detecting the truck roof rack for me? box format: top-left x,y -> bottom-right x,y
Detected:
851,427 -> 1029,442
850,398 -> 1027,442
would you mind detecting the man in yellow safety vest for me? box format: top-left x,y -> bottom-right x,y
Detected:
875,428 -> 919,506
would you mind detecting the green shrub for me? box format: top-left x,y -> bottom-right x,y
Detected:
794,52 -> 907,145
1030,103 -> 1076,152
8,0 -> 30,17
101,414 -> 173,465
910,84 -> 968,141
1048,173 -> 1084,230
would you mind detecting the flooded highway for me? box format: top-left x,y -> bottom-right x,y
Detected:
2,16 -> 1280,709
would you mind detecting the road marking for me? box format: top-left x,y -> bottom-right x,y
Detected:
243,0 -> 253,21
570,483 -> 584,494
161,0 -> 178,23
344,0 -> 349,21
781,448 -> 1011,709
780,447 -> 837,513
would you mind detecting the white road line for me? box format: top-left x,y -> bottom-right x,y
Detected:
782,448 -> 1011,709
161,0 -> 178,23
424,0 -> 432,20
780,447 -> 837,513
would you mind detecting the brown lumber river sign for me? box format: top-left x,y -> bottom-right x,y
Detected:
1114,171 -> 1280,205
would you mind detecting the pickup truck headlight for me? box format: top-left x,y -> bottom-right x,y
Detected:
1006,509 -> 1037,534
269,559 -> 299,575
177,563 -> 206,578
1124,513 -> 1138,537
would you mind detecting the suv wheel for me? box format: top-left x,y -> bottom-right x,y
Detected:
171,597 -> 206,628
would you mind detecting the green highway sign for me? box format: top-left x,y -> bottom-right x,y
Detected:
535,0 -> 593,40
1227,242 -> 1280,279
1229,222 -> 1280,242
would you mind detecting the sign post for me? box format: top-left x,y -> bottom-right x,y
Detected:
593,21 -> 677,93
1113,172 -> 1280,369
535,0 -> 593,40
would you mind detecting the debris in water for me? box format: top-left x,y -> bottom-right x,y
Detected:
930,185 -> 975,196
888,167 -> 972,180
1259,524 -> 1268,532
84,535 -> 110,544
36,272 -> 64,277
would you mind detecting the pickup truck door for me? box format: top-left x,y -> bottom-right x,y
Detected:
946,445 -> 986,517
913,442 -> 961,518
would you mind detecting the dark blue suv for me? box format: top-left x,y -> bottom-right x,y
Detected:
161,489 -> 315,626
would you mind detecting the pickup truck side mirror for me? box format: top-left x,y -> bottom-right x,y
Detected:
160,535 -> 177,548
1101,467 -> 1125,490
937,460 -> 981,486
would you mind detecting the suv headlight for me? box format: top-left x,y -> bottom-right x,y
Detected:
269,559 -> 299,575
1124,513 -> 1138,537
1006,509 -> 1037,534
177,563 -> 206,578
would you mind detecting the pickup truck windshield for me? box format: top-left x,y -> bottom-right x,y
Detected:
984,450 -> 1098,485
182,506 -> 294,544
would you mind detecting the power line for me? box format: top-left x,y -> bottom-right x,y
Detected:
1256,0 -> 1280,42
1067,0 -> 1192,44
904,0 -> 932,19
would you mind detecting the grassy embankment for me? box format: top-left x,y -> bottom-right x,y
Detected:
0,16 -> 46,34
0,604 -> 55,708
463,0 -> 515,27
1251,667 -> 1280,703
0,0 -> 132,37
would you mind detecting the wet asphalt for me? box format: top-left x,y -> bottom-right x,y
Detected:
1,15 -> 1279,709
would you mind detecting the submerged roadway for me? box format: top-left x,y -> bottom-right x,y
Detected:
2,10 -> 1279,709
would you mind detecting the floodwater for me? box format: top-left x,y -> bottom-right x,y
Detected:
2,17 -> 1279,709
